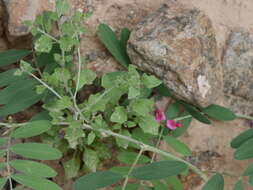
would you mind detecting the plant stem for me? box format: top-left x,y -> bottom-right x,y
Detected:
37,28 -> 59,42
174,115 -> 192,122
28,72 -> 62,99
81,123 -> 209,182
236,114 -> 253,120
73,39 -> 82,100
6,134 -> 13,190
121,148 -> 144,190
151,127 -> 164,163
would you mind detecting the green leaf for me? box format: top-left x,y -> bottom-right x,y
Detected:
0,79 -> 38,105
35,35 -> 53,53
10,159 -> 57,177
65,121 -> 85,149
231,129 -> 253,149
98,24 -> 130,67
155,83 -> 172,97
0,163 -> 5,170
116,130 -> 131,149
137,115 -> 159,135
243,163 -> 253,176
111,106 -> 128,124
0,69 -> 28,87
249,175 -> 253,187
179,101 -> 211,124
119,28 -> 131,58
0,91 -> 42,117
0,178 -> 7,189
11,120 -> 52,138
131,160 -> 187,180
163,136 -> 192,156
0,138 -> 7,146
83,148 -> 99,172
10,143 -> 62,160
117,151 -> 150,164
114,184 -> 139,190
202,104 -> 236,121
130,99 -> 154,117
12,174 -> 62,190
233,180 -> 244,190
165,103 -> 180,120
0,49 -> 30,66
59,36 -> 77,51
74,171 -> 123,190
56,0 -> 70,15
142,74 -> 162,89
171,112 -> 192,137
166,176 -> 183,190
152,181 -> 167,190
87,132 -> 96,145
76,69 -> 96,90
202,173 -> 224,190
234,138 -> 253,160
110,166 -> 130,176
63,156 -> 81,178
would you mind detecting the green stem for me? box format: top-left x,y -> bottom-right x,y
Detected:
151,127 -> 164,163
82,123 -> 209,182
174,115 -> 192,122
121,148 -> 144,190
6,132 -> 13,190
236,114 -> 253,120
28,72 -> 62,99
37,28 -> 59,42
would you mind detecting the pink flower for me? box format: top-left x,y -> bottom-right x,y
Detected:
166,120 -> 183,130
155,109 -> 166,121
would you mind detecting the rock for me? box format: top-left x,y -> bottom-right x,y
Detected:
223,30 -> 253,115
0,0 -> 4,36
127,3 -> 222,107
0,38 -> 8,51
2,0 -> 55,37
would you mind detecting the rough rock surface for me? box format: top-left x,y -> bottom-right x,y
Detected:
127,3 -> 222,107
223,30 -> 253,115
2,0 -> 55,37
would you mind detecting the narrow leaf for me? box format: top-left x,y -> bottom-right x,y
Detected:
202,173 -> 224,190
11,120 -> 52,138
10,143 -> 62,160
231,129 -> 253,149
74,171 -> 123,190
12,174 -> 62,190
233,180 -> 244,190
163,136 -> 192,156
234,138 -> 253,160
0,178 -> 7,189
179,101 -> 211,124
131,160 -> 187,180
243,163 -> 253,176
202,104 -> 236,121
117,151 -> 150,164
0,49 -> 30,66
10,160 -> 57,178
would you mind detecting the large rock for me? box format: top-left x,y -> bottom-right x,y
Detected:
223,30 -> 253,115
127,3 -> 222,107
2,0 -> 55,37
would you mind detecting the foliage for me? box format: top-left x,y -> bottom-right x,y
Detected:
0,0 -> 252,190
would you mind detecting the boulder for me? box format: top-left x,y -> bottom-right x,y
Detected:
2,0 -> 55,37
223,30 -> 253,115
127,3 -> 222,107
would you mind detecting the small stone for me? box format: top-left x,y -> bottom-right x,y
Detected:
3,0 -> 55,37
127,2 -> 222,107
223,30 -> 253,115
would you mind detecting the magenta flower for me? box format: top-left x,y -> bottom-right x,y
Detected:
155,109 -> 166,122
166,120 -> 183,130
